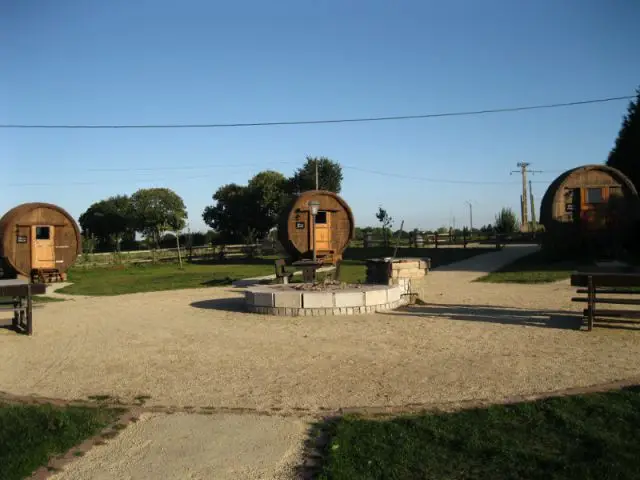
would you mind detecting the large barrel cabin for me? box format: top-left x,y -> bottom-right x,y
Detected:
278,190 -> 355,264
540,164 -> 639,255
0,202 -> 82,282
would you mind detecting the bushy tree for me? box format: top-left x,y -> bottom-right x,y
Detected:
607,87 -> 640,190
79,195 -> 134,251
130,188 -> 187,247
287,156 -> 343,194
494,207 -> 519,234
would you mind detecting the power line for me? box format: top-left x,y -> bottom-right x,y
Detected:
0,163 -> 562,187
0,95 -> 633,129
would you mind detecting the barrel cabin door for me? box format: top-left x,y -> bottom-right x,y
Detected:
31,225 -> 56,269
313,211 -> 331,254
580,187 -> 609,229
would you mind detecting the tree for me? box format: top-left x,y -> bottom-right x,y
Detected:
130,188 -> 187,247
494,207 -> 519,234
288,156 -> 343,194
79,195 -> 134,251
607,87 -> 640,191
202,171 -> 289,243
376,206 -> 394,247
202,184 -> 252,243
247,170 -> 289,235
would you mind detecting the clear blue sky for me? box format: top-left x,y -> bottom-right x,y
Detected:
2,0 -> 639,232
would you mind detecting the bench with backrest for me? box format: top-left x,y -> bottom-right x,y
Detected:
0,279 -> 47,335
274,259 -> 294,284
570,271 -> 640,331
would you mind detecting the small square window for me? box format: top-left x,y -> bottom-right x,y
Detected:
315,211 -> 327,224
35,226 -> 50,240
586,188 -> 604,204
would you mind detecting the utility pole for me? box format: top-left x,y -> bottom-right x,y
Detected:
510,162 -> 541,232
529,180 -> 537,231
465,201 -> 473,232
315,159 -> 319,190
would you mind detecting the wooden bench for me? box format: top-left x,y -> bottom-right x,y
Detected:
570,271 -> 640,331
274,259 -> 294,284
0,279 -> 47,335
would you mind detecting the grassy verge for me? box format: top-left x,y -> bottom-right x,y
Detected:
475,250 -> 581,284
59,259 -> 275,296
319,386 -> 640,480
0,403 -> 122,480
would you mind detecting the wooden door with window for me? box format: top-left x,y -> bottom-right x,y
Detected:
31,225 -> 56,269
313,211 -> 331,252
580,187 -> 609,229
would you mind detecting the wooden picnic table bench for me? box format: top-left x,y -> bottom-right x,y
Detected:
570,270 -> 640,332
0,279 -> 46,335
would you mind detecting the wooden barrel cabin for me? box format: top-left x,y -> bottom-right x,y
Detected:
539,164 -> 639,255
0,202 -> 82,282
278,190 -> 355,264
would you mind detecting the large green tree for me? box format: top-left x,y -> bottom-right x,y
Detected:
202,171 -> 288,243
130,188 -> 187,247
79,195 -> 134,251
607,87 -> 640,190
287,156 -> 343,194
202,183 -> 254,243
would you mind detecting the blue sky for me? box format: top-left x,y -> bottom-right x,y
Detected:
2,0 -> 639,232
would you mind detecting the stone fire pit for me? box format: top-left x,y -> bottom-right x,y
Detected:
245,281 -> 407,316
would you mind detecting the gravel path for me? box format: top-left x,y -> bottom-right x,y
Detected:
3,244 -> 640,479
50,413 -> 309,480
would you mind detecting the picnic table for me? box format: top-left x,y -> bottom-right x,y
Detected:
570,269 -> 640,331
0,279 -> 46,335
291,260 -> 325,283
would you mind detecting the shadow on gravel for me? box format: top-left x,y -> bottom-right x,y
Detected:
190,297 -> 247,313
393,303 -> 640,331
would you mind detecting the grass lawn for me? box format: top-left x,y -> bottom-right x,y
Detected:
475,250 -> 581,284
58,259 -> 275,296
0,403 -> 122,480
319,386 -> 640,480
57,247 -> 491,296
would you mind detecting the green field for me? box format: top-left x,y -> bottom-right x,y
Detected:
58,259 -> 275,296
0,403 -> 122,480
57,247 -> 492,296
319,386 -> 640,480
475,250 -> 581,284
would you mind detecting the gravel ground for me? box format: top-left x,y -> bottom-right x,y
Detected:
2,245 -> 638,413
3,245 -> 640,479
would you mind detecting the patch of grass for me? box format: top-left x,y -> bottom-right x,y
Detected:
0,403 -> 120,480
476,250 -> 582,284
319,386 -> 640,480
60,260 -> 275,296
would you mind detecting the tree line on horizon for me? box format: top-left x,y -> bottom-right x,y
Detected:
78,86 -> 639,252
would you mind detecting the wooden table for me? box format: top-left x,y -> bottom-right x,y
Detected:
292,260 -> 324,283
0,279 -> 46,335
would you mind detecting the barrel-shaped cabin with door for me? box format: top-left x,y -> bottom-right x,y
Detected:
540,164 -> 639,255
278,190 -> 355,264
0,202 -> 82,282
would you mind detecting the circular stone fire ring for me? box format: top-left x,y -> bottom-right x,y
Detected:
244,283 -> 409,316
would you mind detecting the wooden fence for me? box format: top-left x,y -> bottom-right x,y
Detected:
75,243 -> 267,268
74,231 -> 542,268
